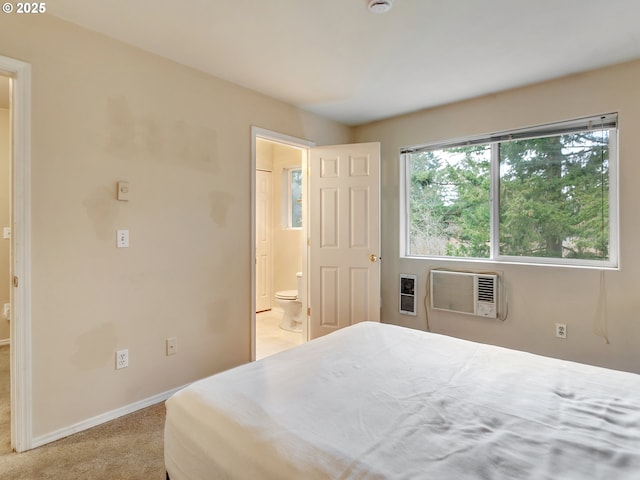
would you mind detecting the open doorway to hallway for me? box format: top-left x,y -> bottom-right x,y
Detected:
0,74 -> 12,453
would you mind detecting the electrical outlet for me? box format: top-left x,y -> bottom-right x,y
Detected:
555,323 -> 567,339
116,229 -> 129,248
116,349 -> 129,369
166,337 -> 177,356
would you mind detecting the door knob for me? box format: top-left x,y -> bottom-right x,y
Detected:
369,254 -> 381,263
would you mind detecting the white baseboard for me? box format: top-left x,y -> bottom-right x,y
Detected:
0,338 -> 9,346
31,383 -> 189,449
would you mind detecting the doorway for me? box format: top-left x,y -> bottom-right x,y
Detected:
0,74 -> 10,453
251,128 -> 313,360
251,130 -> 382,359
0,54 -> 32,453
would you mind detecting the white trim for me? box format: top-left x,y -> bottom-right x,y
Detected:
398,153 -> 410,257
608,127 -> 620,268
489,144 -> 500,259
402,254 -> 619,271
31,385 -> 186,449
250,127 -> 314,362
252,127 -> 314,150
0,338 -> 9,346
0,55 -> 32,453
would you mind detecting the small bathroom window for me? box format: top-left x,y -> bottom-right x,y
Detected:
283,167 -> 302,229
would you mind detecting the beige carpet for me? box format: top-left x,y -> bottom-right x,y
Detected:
0,345 -> 167,480
0,345 -> 9,456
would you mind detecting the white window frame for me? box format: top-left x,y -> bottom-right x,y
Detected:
400,114 -> 619,269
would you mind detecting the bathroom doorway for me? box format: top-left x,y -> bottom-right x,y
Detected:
251,128 -> 313,360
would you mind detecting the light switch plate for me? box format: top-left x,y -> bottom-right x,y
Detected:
166,337 -> 177,356
117,181 -> 130,201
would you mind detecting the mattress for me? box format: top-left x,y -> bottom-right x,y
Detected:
164,322 -> 640,479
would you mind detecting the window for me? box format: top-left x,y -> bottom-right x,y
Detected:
401,114 -> 618,267
283,167 -> 302,229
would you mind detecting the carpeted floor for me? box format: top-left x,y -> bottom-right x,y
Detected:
0,345 -> 9,456
0,345 -> 167,480
0,318 -> 292,479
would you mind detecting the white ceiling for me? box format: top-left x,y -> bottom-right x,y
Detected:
47,0 -> 640,126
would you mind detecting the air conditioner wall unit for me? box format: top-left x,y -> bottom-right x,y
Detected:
430,270 -> 498,318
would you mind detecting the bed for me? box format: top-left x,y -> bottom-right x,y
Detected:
164,321 -> 640,479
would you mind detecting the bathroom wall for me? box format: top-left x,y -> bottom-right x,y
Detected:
0,104 -> 9,342
256,139 -> 274,172
271,143 -> 303,296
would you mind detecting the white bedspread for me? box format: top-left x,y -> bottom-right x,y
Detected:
165,322 -> 640,479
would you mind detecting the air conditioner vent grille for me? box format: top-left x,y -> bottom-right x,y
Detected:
477,276 -> 495,303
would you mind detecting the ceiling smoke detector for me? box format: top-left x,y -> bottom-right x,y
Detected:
367,0 -> 393,14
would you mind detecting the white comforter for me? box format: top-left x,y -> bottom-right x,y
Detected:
165,322 -> 640,479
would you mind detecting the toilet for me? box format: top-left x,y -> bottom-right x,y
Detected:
274,272 -> 303,332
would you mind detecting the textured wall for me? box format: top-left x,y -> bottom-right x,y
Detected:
0,13 -> 351,440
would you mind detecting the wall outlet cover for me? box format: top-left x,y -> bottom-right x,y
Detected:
116,229 -> 129,248
116,349 -> 129,369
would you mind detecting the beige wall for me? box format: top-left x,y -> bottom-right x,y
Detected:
355,59 -> 640,374
0,108 -> 9,341
271,144 -> 303,296
0,13 -> 351,440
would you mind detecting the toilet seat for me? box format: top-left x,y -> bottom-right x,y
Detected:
275,290 -> 297,300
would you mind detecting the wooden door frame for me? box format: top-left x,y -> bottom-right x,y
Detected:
0,55 -> 32,452
250,127 -> 314,361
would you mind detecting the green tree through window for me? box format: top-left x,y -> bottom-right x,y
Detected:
404,114 -> 616,267
499,133 -> 609,260
290,168 -> 302,228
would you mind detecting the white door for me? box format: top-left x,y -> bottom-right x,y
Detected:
255,170 -> 272,312
309,142 -> 381,339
